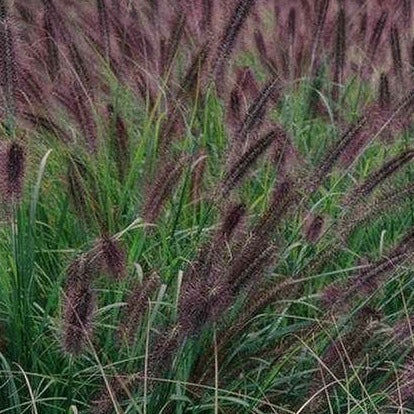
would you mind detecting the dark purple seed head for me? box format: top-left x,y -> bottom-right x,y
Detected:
1,141 -> 25,202
62,256 -> 96,355
99,237 -> 127,281
221,202 -> 246,240
304,213 -> 325,243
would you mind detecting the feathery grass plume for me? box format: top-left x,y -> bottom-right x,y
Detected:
308,307 -> 380,412
337,100 -> 414,168
23,111 -> 72,143
194,277 -> 301,383
254,29 -> 274,74
226,67 -> 260,136
66,157 -> 91,222
320,282 -> 345,310
43,5 -> 60,81
287,7 -> 296,45
391,356 -> 414,407
286,6 -> 297,80
236,78 -> 280,141
107,104 -> 129,182
321,230 -> 414,312
0,141 -> 25,202
110,8 -> 155,70
91,373 -> 141,414
68,43 -> 92,91
178,277 -> 211,335
224,181 -> 296,288
189,150 -> 207,206
230,243 -> 277,291
390,24 -> 403,82
392,316 -> 414,345
159,13 -> 186,77
342,149 -> 414,208
345,180 -> 414,238
149,324 -> 183,373
62,255 -> 96,355
98,237 -> 126,281
18,68 -> 47,106
311,87 -> 414,190
332,3 -> 346,103
141,155 -> 186,224
379,72 -> 391,109
303,213 -> 325,243
402,0 -> 413,28
96,0 -> 110,60
16,4 -> 33,24
180,41 -> 210,97
271,126 -> 302,178
410,40 -> 414,81
164,201 -> 248,362
235,67 -> 260,101
309,0 -> 330,74
346,253 -> 407,303
67,84 -> 97,152
177,205 -> 246,337
118,272 -> 160,343
157,105 -> 186,151
222,128 -> 279,196
227,86 -> 242,135
0,10 -> 18,129
179,272 -> 230,338
220,202 -> 246,240
254,176 -> 299,237
360,8 -> 368,36
368,10 -> 388,61
201,0 -> 213,31
213,0 -> 258,81
253,28 -> 266,58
